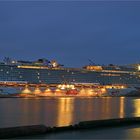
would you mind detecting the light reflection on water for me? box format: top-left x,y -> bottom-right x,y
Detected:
119,97 -> 125,118
0,97 -> 140,128
57,97 -> 74,126
133,99 -> 140,117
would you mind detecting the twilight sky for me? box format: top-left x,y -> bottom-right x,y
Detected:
0,1 -> 140,67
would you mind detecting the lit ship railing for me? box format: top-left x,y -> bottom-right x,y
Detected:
0,81 -> 28,84
17,65 -> 138,74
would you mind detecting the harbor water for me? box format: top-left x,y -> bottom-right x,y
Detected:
0,97 -> 140,128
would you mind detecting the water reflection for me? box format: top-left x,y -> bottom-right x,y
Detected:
57,97 -> 74,126
125,126 -> 140,139
119,97 -> 125,118
133,99 -> 140,117
101,97 -> 111,118
0,97 -> 137,128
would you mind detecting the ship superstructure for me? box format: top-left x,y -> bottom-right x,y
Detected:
0,58 -> 140,86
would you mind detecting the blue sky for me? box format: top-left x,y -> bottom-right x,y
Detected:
0,1 -> 140,67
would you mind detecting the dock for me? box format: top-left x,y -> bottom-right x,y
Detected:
1,117 -> 140,138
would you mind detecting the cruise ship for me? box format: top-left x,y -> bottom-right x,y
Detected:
0,57 -> 140,87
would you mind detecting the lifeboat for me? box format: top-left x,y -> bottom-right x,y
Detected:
65,89 -> 79,95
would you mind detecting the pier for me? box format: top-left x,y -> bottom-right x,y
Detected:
1,117 -> 140,138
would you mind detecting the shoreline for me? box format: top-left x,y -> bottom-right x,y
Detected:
1,117 -> 140,138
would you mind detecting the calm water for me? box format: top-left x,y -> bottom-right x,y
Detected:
0,97 -> 140,128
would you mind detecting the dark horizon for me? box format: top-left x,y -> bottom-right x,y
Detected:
0,1 -> 140,67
